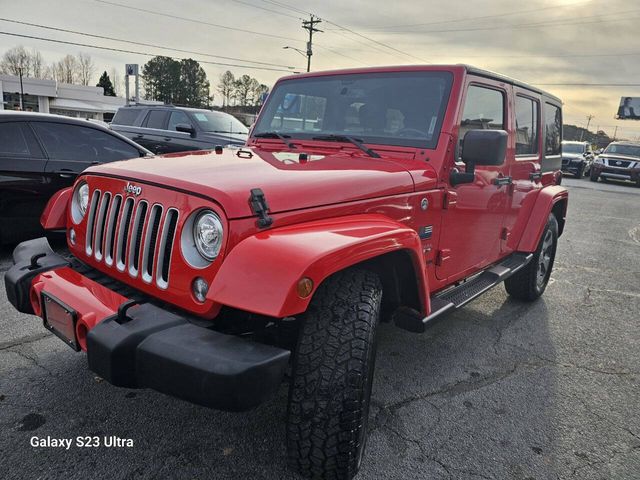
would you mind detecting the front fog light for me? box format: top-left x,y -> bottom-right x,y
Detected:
69,228 -> 76,245
192,277 -> 209,303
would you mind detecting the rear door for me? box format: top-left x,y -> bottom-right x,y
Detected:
31,121 -> 143,190
0,121 -> 49,238
503,88 -> 544,253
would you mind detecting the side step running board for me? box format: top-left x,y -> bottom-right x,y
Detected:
394,252 -> 533,333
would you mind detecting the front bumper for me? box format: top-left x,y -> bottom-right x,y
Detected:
592,164 -> 640,183
561,159 -> 585,175
5,238 -> 290,411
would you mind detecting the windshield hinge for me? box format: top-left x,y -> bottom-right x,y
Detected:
249,188 -> 273,228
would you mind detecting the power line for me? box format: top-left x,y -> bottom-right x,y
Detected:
376,8 -> 640,34
0,31 -> 296,72
258,0 -> 430,63
359,0 -> 591,29
227,0 -> 302,20
0,17 -> 296,69
93,0 -> 301,42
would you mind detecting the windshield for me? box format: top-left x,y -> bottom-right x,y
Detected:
252,71 -> 453,149
604,144 -> 640,158
192,111 -> 248,134
562,143 -> 585,154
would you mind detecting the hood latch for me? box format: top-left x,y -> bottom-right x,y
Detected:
249,188 -> 273,228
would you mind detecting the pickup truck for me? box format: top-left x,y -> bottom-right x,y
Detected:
5,65 -> 567,480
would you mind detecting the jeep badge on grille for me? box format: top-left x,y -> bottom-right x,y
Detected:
124,183 -> 142,196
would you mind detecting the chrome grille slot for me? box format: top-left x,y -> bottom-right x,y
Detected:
85,190 -> 101,256
94,192 -> 111,261
104,195 -> 122,266
127,201 -> 148,277
156,208 -> 179,289
116,198 -> 135,272
141,204 -> 163,284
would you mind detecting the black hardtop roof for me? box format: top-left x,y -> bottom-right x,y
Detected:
463,65 -> 562,104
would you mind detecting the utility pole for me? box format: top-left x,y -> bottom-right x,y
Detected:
18,67 -> 24,111
302,15 -> 322,72
580,114 -> 594,141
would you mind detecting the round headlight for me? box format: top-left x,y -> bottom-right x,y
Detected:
71,181 -> 89,223
193,210 -> 223,261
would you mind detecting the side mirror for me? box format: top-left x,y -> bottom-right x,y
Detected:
175,123 -> 196,137
451,129 -> 508,186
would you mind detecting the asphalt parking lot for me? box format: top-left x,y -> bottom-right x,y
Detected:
1,177 -> 639,480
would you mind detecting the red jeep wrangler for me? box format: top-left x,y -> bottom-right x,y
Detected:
6,65 -> 567,480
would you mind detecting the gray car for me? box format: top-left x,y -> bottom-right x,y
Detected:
110,105 -> 248,155
561,140 -> 594,179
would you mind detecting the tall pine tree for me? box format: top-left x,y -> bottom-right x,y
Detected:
96,71 -> 116,96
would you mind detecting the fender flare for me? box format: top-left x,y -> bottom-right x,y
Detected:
209,214 -> 428,318
517,185 -> 568,252
41,187 -> 71,230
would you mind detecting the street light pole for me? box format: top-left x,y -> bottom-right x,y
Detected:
18,67 -> 24,111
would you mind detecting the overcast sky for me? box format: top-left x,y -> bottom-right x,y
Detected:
3,0 -> 640,138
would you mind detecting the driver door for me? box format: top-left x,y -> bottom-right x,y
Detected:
436,80 -> 512,281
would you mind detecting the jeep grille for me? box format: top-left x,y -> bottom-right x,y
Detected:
85,189 -> 179,289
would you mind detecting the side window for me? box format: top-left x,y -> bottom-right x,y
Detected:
168,111 -> 192,131
515,95 -> 539,156
112,109 -> 140,126
0,122 -> 31,156
31,123 -> 141,163
459,85 -> 505,160
545,103 -> 562,156
144,110 -> 168,130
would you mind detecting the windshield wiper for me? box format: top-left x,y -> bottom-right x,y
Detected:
253,131 -> 296,149
312,134 -> 380,158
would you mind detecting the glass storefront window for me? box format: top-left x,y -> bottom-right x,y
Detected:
2,92 -> 39,112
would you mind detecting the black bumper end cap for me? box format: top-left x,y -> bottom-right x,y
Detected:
4,237 -> 70,314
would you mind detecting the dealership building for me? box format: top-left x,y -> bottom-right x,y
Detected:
0,74 -> 129,121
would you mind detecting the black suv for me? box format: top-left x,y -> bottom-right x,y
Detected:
0,111 -> 151,243
591,141 -> 640,186
561,141 -> 594,178
110,105 -> 248,154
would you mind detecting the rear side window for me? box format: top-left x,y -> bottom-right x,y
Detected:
112,109 -> 140,126
31,122 -> 141,163
168,111 -> 193,131
0,122 -> 30,155
515,95 -> 539,156
144,110 -> 168,129
545,103 -> 562,156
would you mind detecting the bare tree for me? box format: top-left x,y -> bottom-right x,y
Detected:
77,52 -> 94,86
0,46 -> 31,76
217,71 -> 235,108
52,54 -> 79,84
30,49 -> 45,78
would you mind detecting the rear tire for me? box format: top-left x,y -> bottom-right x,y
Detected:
590,172 -> 599,182
286,268 -> 382,480
505,214 -> 558,301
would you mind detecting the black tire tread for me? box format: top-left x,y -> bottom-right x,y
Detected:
287,268 -> 382,480
505,214 -> 558,301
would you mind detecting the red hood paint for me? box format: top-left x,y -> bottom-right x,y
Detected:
85,147 -> 429,219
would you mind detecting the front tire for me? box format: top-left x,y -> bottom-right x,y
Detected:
287,268 -> 382,480
590,172 -> 599,182
575,164 -> 584,179
505,214 -> 558,301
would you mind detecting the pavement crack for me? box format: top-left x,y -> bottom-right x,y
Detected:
10,349 -> 57,377
0,332 -> 51,351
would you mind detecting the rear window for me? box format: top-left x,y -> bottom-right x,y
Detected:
31,122 -> 141,162
112,109 -> 141,126
0,122 -> 30,155
545,103 -> 562,156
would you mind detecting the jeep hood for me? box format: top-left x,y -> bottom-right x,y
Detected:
86,148 -> 422,219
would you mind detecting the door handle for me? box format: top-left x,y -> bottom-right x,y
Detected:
163,137 -> 171,142
529,172 -> 542,181
135,134 -> 144,139
57,173 -> 74,178
493,176 -> 513,186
